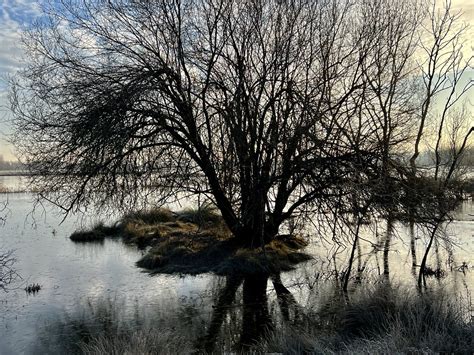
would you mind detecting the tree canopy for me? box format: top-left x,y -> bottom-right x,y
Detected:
11,0 -> 472,247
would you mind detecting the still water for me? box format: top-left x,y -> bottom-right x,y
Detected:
0,176 -> 473,354
0,190 -> 215,353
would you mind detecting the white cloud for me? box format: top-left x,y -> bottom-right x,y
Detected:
0,0 -> 40,75
0,0 -> 472,161
0,0 -> 41,160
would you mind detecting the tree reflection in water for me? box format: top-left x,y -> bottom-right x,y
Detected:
201,272 -> 299,352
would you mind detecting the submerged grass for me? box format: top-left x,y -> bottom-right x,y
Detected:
31,296 -> 199,355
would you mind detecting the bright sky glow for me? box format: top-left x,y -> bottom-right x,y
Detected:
0,0 -> 472,161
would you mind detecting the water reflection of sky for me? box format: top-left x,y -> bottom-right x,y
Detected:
0,190 -> 214,353
0,176 -> 473,353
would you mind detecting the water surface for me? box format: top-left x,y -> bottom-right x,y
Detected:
0,175 -> 472,353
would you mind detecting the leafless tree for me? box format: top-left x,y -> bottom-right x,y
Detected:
10,0 -> 385,247
408,0 -> 473,287
10,0 -> 472,257
410,0 -> 473,173
1,186 -> 17,292
334,0 -> 472,288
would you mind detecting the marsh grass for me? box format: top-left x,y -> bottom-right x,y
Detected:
32,296 -> 204,355
69,222 -> 120,242
122,220 -> 198,247
80,330 -> 192,355
136,233 -> 310,275
259,284 -> 474,354
175,204 -> 223,227
70,206 -> 311,275
32,298 -> 125,354
33,282 -> 473,354
122,208 -> 176,225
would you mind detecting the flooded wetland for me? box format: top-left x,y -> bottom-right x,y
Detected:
1,176 -> 473,354
1,0 -> 474,353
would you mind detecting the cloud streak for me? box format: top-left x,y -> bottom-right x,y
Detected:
0,0 -> 42,159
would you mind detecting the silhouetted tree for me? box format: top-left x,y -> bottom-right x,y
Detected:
10,0 -> 366,246
10,0 -> 472,250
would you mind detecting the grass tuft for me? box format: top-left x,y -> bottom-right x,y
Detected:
122,220 -> 197,247
69,205 -> 311,275
122,208 -> 176,225
31,296 -> 197,355
70,222 -> 120,242
137,232 -> 311,275
81,330 -> 192,355
176,204 -> 223,227
258,284 -> 474,354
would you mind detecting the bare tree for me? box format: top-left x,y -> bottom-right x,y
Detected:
410,0 -> 472,173
1,179 -> 17,292
396,0 -> 474,286
333,0 -> 472,288
10,0 -> 384,247
10,0 -> 471,256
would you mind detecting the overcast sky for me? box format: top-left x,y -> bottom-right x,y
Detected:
0,0 -> 473,161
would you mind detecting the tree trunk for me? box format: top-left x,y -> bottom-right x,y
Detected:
272,273 -> 300,322
239,274 -> 272,349
409,218 -> 417,275
418,221 -> 441,288
383,215 -> 394,279
200,275 -> 243,353
237,190 -> 281,247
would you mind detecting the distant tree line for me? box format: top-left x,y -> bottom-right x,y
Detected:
0,155 -> 21,171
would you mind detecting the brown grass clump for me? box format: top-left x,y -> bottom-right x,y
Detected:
135,253 -> 166,269
69,222 -> 119,242
176,204 -> 223,227
216,236 -> 311,275
137,232 -> 310,276
70,230 -> 105,242
122,220 -> 197,247
70,205 -> 311,275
